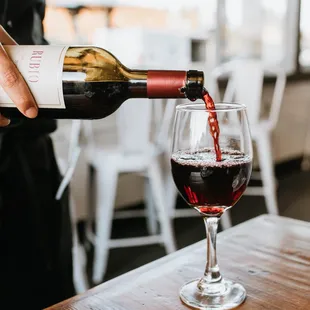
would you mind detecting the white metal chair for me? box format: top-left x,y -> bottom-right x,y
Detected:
210,59 -> 287,228
51,120 -> 90,294
86,99 -> 177,284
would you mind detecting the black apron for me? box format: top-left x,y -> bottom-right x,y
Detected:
0,0 -> 75,308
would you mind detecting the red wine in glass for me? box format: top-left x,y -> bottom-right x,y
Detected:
171,148 -> 252,216
202,88 -> 222,162
171,101 -> 252,309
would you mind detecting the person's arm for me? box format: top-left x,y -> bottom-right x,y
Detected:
0,25 -> 38,126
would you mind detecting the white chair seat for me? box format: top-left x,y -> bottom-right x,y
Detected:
92,151 -> 157,172
86,131 -> 160,172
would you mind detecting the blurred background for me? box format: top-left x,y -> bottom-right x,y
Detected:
47,0 -> 310,294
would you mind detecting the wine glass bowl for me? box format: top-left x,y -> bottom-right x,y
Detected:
170,102 -> 253,309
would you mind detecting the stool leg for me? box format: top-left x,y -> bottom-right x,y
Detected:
147,158 -> 177,253
256,134 -> 279,215
165,172 -> 178,218
70,196 -> 89,294
145,178 -> 158,235
92,159 -> 118,284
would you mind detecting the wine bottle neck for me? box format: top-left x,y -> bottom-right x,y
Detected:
147,70 -> 187,98
127,70 -> 204,100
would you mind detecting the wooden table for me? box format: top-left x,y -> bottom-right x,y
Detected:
46,215 -> 310,310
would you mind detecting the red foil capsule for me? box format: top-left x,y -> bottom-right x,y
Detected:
147,70 -> 187,98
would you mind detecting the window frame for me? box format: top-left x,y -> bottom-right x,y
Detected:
215,0 -> 306,82
283,0 -> 310,81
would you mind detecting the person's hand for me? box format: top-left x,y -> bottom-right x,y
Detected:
0,26 -> 38,126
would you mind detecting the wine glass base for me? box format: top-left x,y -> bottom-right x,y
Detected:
179,278 -> 246,310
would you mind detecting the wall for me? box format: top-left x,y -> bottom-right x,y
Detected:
267,80 -> 310,162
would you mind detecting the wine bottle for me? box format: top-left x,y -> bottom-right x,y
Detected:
0,45 -> 204,120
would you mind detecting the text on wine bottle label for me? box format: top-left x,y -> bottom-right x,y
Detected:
0,45 -> 68,109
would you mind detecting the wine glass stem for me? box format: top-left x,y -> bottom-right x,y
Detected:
198,216 -> 224,294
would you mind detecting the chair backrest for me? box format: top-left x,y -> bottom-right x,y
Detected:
211,59 -> 286,129
116,98 -> 153,154
82,99 -> 163,157
51,120 -> 83,200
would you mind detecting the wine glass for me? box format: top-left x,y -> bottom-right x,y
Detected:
171,102 -> 253,309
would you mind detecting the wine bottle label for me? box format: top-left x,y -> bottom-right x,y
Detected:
0,45 -> 68,109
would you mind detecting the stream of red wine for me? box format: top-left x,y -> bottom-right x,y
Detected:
202,88 -> 222,161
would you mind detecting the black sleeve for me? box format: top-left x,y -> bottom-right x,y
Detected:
2,0 -> 47,45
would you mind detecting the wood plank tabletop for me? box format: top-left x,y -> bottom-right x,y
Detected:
46,215 -> 310,310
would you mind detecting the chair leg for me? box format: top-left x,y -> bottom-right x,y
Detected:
84,164 -> 96,250
256,134 -> 279,215
92,159 -> 118,284
221,210 -> 232,230
72,238 -> 89,293
163,150 -> 178,218
165,172 -> 178,218
69,196 -> 89,294
144,178 -> 158,235
147,158 -> 177,253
